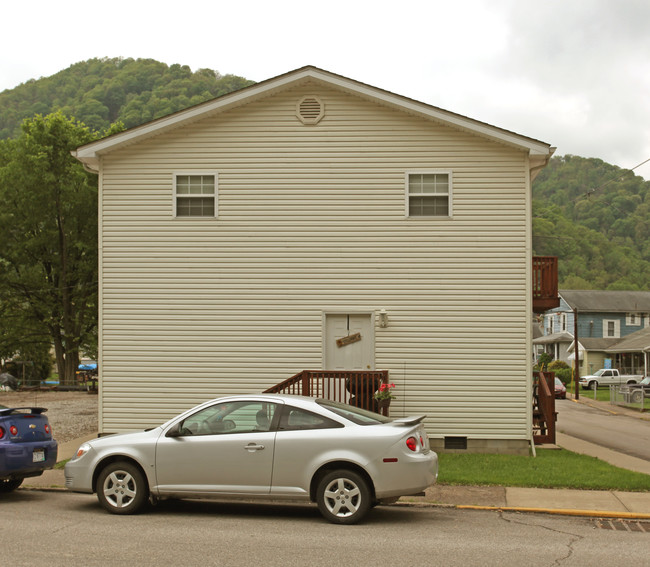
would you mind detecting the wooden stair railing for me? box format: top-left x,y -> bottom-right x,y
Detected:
533,371 -> 557,444
264,370 -> 390,415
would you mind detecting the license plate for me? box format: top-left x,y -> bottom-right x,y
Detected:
32,450 -> 45,463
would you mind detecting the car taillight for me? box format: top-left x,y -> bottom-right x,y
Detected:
0,426 -> 4,439
44,424 -> 51,434
10,425 -> 18,436
406,436 -> 418,452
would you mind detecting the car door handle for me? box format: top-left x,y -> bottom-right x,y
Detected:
244,443 -> 265,452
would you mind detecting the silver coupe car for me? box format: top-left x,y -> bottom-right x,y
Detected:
65,394 -> 438,524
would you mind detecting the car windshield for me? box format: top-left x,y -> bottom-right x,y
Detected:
316,399 -> 392,425
640,377 -> 650,385
554,378 -> 563,386
594,369 -> 606,377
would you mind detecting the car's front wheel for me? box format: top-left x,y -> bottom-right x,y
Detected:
96,461 -> 148,515
0,478 -> 23,493
316,469 -> 372,525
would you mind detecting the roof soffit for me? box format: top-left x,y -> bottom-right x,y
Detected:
73,65 -> 553,172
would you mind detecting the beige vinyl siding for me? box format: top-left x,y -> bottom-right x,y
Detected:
98,83 -> 531,439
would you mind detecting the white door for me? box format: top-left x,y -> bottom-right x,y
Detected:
324,313 -> 374,370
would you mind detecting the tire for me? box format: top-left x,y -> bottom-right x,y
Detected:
0,478 -> 23,493
316,469 -> 372,525
590,381 -> 598,390
631,390 -> 643,404
96,461 -> 148,515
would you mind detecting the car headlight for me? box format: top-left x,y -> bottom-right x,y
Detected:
73,443 -> 92,460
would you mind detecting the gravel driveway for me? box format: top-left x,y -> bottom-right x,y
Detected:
0,390 -> 97,444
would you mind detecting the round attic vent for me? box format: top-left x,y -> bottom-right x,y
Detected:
297,96 -> 324,124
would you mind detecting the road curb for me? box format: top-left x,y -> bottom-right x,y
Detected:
21,484 -> 650,520
456,504 -> 650,520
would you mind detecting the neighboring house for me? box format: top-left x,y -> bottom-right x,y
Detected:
604,326 -> 650,377
535,290 -> 650,374
74,66 -> 554,454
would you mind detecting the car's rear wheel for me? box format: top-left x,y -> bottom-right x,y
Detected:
96,461 -> 148,515
0,478 -> 23,493
316,469 -> 371,525
631,390 -> 643,404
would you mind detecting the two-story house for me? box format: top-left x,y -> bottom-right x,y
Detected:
73,66 -> 554,454
535,290 -> 650,374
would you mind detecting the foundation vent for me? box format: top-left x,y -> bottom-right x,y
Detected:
297,96 -> 324,124
444,436 -> 468,450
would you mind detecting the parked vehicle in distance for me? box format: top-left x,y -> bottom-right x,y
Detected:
619,376 -> 650,404
554,378 -> 567,399
579,369 -> 642,390
65,394 -> 438,524
0,406 -> 58,492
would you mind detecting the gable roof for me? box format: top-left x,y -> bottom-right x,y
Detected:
559,290 -> 650,313
73,65 -> 553,173
567,337 -> 620,354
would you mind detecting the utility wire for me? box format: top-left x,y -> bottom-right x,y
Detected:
573,156 -> 650,203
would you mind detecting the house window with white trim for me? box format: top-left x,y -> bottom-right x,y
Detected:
174,174 -> 217,217
406,172 -> 451,217
626,313 -> 641,326
603,319 -> 620,338
546,314 -> 554,335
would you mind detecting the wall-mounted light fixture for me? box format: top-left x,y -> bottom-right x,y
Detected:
379,309 -> 388,328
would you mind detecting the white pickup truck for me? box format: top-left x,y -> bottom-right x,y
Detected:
579,369 -> 642,390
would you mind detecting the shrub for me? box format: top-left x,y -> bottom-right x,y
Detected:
548,360 -> 570,371
554,368 -> 572,384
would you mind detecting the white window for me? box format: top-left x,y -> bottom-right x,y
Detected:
626,313 -> 641,326
406,172 -> 452,217
546,314 -> 554,335
603,319 -> 620,338
174,173 -> 217,217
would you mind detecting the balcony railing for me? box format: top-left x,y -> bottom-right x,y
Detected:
264,370 -> 390,415
533,256 -> 559,313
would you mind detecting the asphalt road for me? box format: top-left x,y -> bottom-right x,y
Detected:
556,398 -> 650,462
3,491 -> 649,566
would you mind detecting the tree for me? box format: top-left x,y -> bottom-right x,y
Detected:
0,112 -> 117,384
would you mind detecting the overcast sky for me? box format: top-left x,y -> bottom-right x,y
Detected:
3,0 -> 650,180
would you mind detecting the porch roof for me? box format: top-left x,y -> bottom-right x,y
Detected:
605,327 -> 650,353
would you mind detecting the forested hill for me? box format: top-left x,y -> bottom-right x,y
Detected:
533,155 -> 650,290
0,57 -> 254,137
1,58 -> 648,290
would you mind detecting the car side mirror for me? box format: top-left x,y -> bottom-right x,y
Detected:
166,423 -> 182,438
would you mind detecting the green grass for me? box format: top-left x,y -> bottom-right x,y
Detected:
438,449 -> 650,492
577,388 -> 612,402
